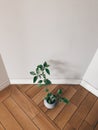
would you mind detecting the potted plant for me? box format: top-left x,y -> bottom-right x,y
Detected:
30,61 -> 69,109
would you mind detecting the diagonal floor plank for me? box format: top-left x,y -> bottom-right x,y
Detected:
26,84 -> 43,98
69,93 -> 97,129
0,84 -> 97,130
0,103 -> 22,130
33,113 -> 57,130
16,84 -> 33,93
63,123 -> 75,130
54,103 -> 77,129
0,86 -> 11,103
0,122 -> 5,130
95,123 -> 98,130
46,86 -> 77,120
32,84 -> 57,105
4,97 -> 39,130
70,87 -> 88,106
86,100 -> 98,127
11,86 -> 39,120
79,121 -> 93,130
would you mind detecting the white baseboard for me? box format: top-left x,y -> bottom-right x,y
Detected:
0,80 -> 10,91
10,78 -> 81,85
5,78 -> 98,97
80,80 -> 98,97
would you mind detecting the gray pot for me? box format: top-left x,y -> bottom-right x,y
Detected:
44,99 -> 56,109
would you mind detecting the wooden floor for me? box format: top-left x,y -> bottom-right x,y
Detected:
0,84 -> 98,130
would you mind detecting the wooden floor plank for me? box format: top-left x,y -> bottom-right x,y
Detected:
63,123 -> 75,130
0,84 -> 97,130
79,121 -> 93,130
69,93 -> 97,129
46,102 -> 66,121
71,87 -> 88,106
0,86 -> 11,103
62,87 -> 77,99
50,84 -> 69,94
11,86 -> 39,119
39,101 -> 48,112
32,84 -> 57,105
0,103 -> 22,130
0,122 -> 5,130
26,84 -> 42,98
16,84 -> 33,92
95,123 -> 98,130
72,85 -> 81,90
33,113 -> 57,130
86,100 -> 98,127
4,97 -> 39,130
54,103 -> 77,129
46,87 -> 77,120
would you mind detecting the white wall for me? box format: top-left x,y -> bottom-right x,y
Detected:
81,49 -> 98,97
0,54 -> 10,90
0,0 -> 98,84
82,49 -> 98,90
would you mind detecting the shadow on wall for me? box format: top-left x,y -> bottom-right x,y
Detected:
48,60 -> 81,79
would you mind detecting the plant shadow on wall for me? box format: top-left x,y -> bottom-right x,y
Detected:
30,61 -> 69,109
48,60 -> 81,79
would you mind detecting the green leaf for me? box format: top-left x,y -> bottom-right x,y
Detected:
45,88 -> 49,92
43,61 -> 49,67
60,97 -> 69,104
33,76 -> 38,83
37,64 -> 44,70
47,93 -> 52,97
42,73 -> 46,79
57,89 -> 62,95
38,80 -> 43,83
44,79 -> 52,85
38,84 -> 43,87
30,71 -> 36,75
45,69 -> 50,75
36,67 -> 39,74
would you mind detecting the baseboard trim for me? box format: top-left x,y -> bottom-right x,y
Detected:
6,78 -> 98,97
10,78 -> 81,85
80,80 -> 98,97
0,80 -> 10,91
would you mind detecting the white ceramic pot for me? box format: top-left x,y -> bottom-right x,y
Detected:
44,99 -> 56,109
